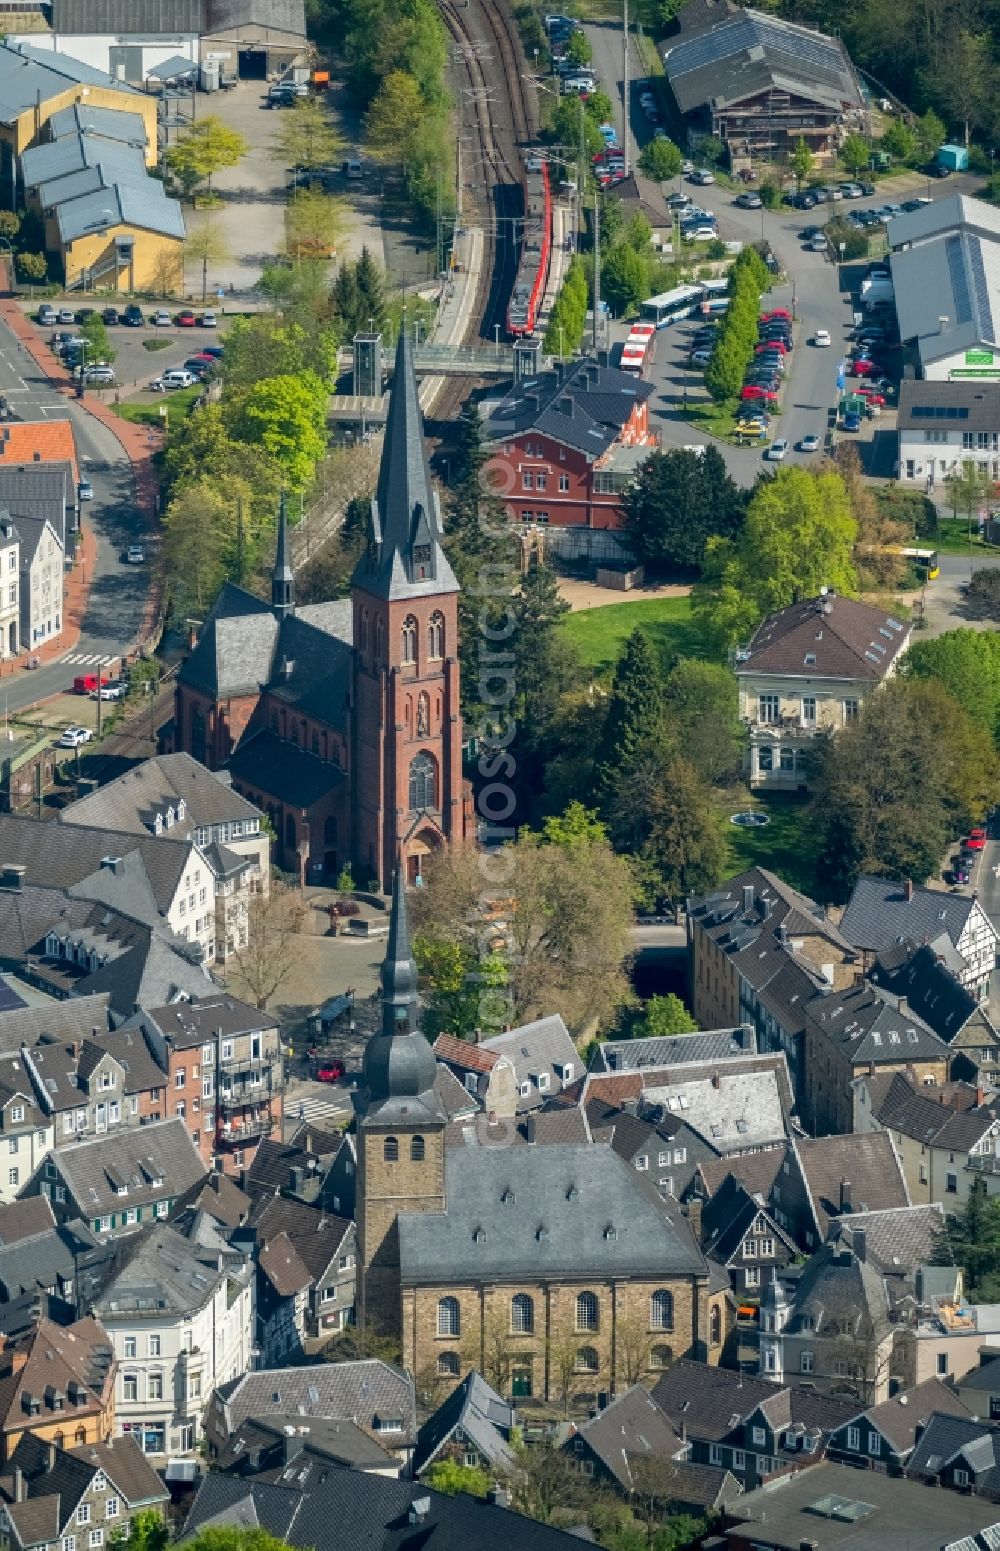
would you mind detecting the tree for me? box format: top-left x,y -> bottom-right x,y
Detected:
663,659 -> 741,786
638,137 -> 683,181
285,188 -> 345,259
592,629 -> 666,823
840,132 -> 870,177
550,96 -> 604,162
165,116 -> 247,198
476,1307 -> 515,1394
0,211 -> 19,241
162,481 -> 235,622
639,994 -> 698,1038
902,629 -> 1000,743
270,97 -> 341,172
700,134 -> 723,166
227,880 -> 307,1009
833,441 -> 910,590
185,220 -> 230,303
151,246 -> 184,298
944,460 -> 990,530
177,1533 -> 295,1551
229,371 -> 329,490
543,255 -> 588,355
365,70 -> 424,163
323,1324 -> 401,1364
693,466 -> 859,652
936,1176 -> 1000,1300
79,312 -> 114,366
510,1435 -> 586,1524
927,30 -> 994,147
642,757 -> 727,905
354,245 -> 387,329
704,330 -> 746,404
109,1511 -> 169,1551
547,1332 -> 586,1416
222,315 -> 337,388
602,242 -> 648,315
915,108 -> 946,163
881,119 -> 917,163
614,1307 -> 651,1387
15,252 -> 46,283
424,1459 -> 490,1498
622,446 -> 745,572
790,135 -> 814,190
412,934 -> 509,1039
566,29 -> 592,66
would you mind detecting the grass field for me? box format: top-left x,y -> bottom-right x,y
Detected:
718,790 -> 821,899
117,385 -> 201,428
559,596 -> 710,673
934,518 -> 1000,557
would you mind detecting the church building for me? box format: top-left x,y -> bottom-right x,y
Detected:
167,333 -> 472,890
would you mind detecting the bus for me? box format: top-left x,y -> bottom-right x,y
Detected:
620,342 -> 648,375
640,284 -> 706,329
700,296 -> 730,317
900,546 -> 940,580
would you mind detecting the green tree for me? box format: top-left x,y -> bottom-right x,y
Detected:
936,1176 -> 1000,1300
108,1510 -> 169,1551
543,256 -> 588,355
221,314 -> 340,386
693,466 -> 859,651
412,934 -> 509,1039
550,96 -> 604,162
423,1458 -> 490,1498
185,219 -> 230,303
943,460 -> 990,528
354,245 -> 387,330
163,481 -> 236,621
539,799 -> 609,847
915,108 -> 946,163
179,1532 -> 296,1551
638,993 -> 698,1037
79,312 -> 114,365
165,116 -> 247,198
902,629 -> 1000,742
228,371 -> 328,490
364,70 -> 424,163
790,135 -> 814,190
0,211 -> 19,241
927,30 -> 994,147
663,658 -> 741,785
641,756 -> 727,905
700,134 -> 724,166
15,252 -> 46,283
622,446 -> 745,572
704,330 -> 746,404
592,628 -> 666,824
602,242 -> 648,314
638,137 -> 683,181
881,119 -> 918,163
270,97 -> 341,171
285,187 -> 345,259
840,132 -> 871,176
566,30 -> 593,66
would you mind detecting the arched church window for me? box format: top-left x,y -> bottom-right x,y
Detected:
428,611 -> 444,659
408,752 -> 437,812
374,616 -> 384,664
401,616 -> 417,665
360,609 -> 370,652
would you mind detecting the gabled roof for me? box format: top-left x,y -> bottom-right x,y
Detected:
48,103 -> 149,147
59,753 -> 262,840
568,1385 -> 685,1489
92,1221 -> 245,1318
592,1025 -> 755,1072
249,1195 -> 351,1281
479,1015 -> 580,1110
48,1116 -> 206,1219
0,1197 -> 56,1247
54,180 -> 185,243
210,1360 -> 416,1450
738,592 -> 909,681
0,812 -> 193,918
259,1232 -> 313,1298
833,1203 -> 948,1281
651,1358 -> 853,1444
696,1145 -> 787,1204
837,1379 -> 973,1457
414,1371 -> 516,1477
840,876 -> 993,958
637,1066 -> 788,1153
0,422 -> 77,479
0,995 -> 110,1055
0,41 -> 136,123
702,1173 -> 794,1264
805,982 -> 950,1066
226,729 -> 345,810
871,942 -> 992,1045
483,356 -> 654,460
431,1034 -> 500,1075
169,1171 -> 250,1229
21,134 -> 146,192
789,1243 -> 890,1339
0,1317 -> 113,1436
863,1070 -> 998,1154
791,1132 -> 909,1240
907,1409 -> 1000,1486
664,6 -> 861,116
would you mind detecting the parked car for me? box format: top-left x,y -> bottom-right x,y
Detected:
152,368 -> 197,390
767,439 -> 788,460
317,1059 -> 346,1083
91,682 -> 125,701
809,234 -> 828,251
667,192 -> 691,209
37,304 -> 57,326
740,385 -> 778,402
199,310 -> 218,327
125,544 -> 145,564
761,308 -> 792,323
77,479 -> 94,502
813,329 -> 831,346
123,304 -> 144,326
930,163 -> 952,178
57,308 -> 75,325
843,411 -> 862,431
150,309 -> 171,327
690,349 -> 713,366
799,433 -> 821,453
201,345 -> 224,360
176,309 -> 197,327
74,364 -> 115,385
102,307 -> 120,325
734,192 -> 762,208
58,726 -> 93,748
184,356 -> 214,378
682,224 -> 718,242
952,862 -> 971,886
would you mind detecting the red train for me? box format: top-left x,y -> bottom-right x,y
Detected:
506,158 -> 552,337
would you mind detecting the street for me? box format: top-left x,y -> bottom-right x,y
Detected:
0,310 -> 155,712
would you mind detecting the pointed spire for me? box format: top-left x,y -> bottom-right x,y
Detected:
271,491 -> 295,618
350,332 -> 458,601
380,862 -> 419,1040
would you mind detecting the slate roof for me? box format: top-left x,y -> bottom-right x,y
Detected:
0,813 -> 194,918
0,995 -> 110,1055
907,1410 -> 1000,1488
568,1385 -> 685,1490
250,1195 -> 351,1280
663,6 -> 861,116
209,1360 -> 417,1451
0,1197 -> 56,1247
179,582 -> 278,698
84,1023 -> 166,1095
865,1070 -> 998,1153
226,730 -> 345,809
840,876 -> 991,958
443,1105 -> 593,1149
792,1132 -> 909,1239
92,1221 -> 243,1318
897,379 -> 1000,434
592,1026 -> 755,1072
838,1379 -> 973,1457
259,1232 -> 312,1298
0,465 -> 73,550
696,1145 -> 787,1203
871,942 -> 992,1045
651,1358 -> 855,1445
789,1243 -> 890,1340
206,0 -> 307,37
48,1116 -> 206,1218
66,1435 -> 167,1507
833,1203 -> 947,1280
169,1171 -> 250,1229
134,994 -> 276,1048
604,171 -> 672,225
413,1371 -> 516,1477
59,753 -> 262,839
638,1067 -> 788,1153
738,592 -> 909,681
478,1015 -> 581,1110
48,103 -> 149,147
215,1415 -> 396,1475
183,1467 -> 590,1550
0,42 -> 135,122
484,356 -> 654,460
397,1144 -> 707,1285
806,982 -> 950,1066
702,1173 -> 793,1264
0,1218 -> 95,1301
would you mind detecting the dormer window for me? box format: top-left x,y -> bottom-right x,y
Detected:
154,815 -> 163,835
177,800 -> 186,820
116,1184 -> 127,1197
165,806 -> 175,828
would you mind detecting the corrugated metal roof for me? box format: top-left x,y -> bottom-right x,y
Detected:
55,181 -> 185,242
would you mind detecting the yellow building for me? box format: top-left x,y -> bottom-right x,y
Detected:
0,1316 -> 116,1463
55,182 -> 185,292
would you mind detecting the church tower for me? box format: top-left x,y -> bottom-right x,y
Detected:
271,492 -> 295,619
355,866 -> 446,1332
350,332 -> 465,891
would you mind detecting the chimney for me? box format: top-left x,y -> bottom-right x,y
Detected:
13,1467 -> 23,1503
1,864 -> 25,892
524,1114 -> 536,1145
742,884 -> 754,913
854,1227 -> 866,1263
486,1486 -> 510,1509
289,1165 -> 305,1194
99,856 -> 122,875
47,1442 -> 56,1472
558,395 -> 574,416
686,1198 -> 703,1242
776,922 -> 788,945
711,1072 -> 721,1090
679,1419 -> 687,1443
839,1178 -> 852,1213
903,879 -> 913,901
11,1350 -> 28,1373
303,1132 -> 312,1154
71,1041 -> 80,1059
898,995 -> 907,1015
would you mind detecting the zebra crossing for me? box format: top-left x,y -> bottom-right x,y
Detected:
59,650 -> 121,667
286,1092 -> 353,1135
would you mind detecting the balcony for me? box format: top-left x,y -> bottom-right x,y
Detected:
744,713 -> 824,738
216,1055 -> 282,1079
217,1081 -> 278,1113
967,1153 -> 1000,1175
216,1114 -> 275,1144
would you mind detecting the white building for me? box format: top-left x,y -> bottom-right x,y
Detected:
888,195 -> 1000,381
16,515 -> 63,651
735,592 -> 911,789
0,516 -> 19,660
896,378 -> 1000,487
92,1221 -> 254,1457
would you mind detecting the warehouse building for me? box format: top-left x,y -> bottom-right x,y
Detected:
888,196 -> 1000,381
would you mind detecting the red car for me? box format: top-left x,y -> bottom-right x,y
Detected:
851,357 -> 881,376
740,385 -> 778,402
856,386 -> 886,405
176,310 -> 197,327
761,308 -> 792,323
756,339 -> 788,354
965,828 -> 987,851
316,1058 -> 346,1083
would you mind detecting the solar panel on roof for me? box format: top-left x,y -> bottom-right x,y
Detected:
947,235 -> 974,325
969,235 -> 995,341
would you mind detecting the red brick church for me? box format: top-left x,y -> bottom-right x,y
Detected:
168,334 -> 472,889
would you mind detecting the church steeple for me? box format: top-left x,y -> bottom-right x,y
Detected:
380,863 -> 418,1039
350,331 -> 458,602
271,492 -> 295,618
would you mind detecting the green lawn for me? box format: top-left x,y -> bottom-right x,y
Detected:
559,596 -> 710,674
718,790 -> 821,899
117,384 -> 202,428
933,518 -> 1000,557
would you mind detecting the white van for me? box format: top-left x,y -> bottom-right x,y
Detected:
159,368 -> 197,390
561,75 -> 595,95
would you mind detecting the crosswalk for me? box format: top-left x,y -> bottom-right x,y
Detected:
287,1093 -> 353,1133
59,650 -> 121,667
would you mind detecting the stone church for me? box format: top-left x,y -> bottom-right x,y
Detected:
167,333 -> 472,890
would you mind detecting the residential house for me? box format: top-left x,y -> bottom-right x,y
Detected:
0,1431 -> 167,1551
0,1213 -> 96,1304
758,1246 -> 897,1401
22,1038 -> 141,1151
686,868 -> 858,1096
248,1195 -> 355,1346
242,1132 -> 341,1212
0,515 -> 18,660
890,1275 -> 1000,1391
563,1384 -> 739,1511
649,1359 -> 858,1493
694,1148 -> 788,1210
16,515 -> 63,652
0,1052 -> 53,1204
826,1377 -> 973,1471
700,1173 -> 797,1301
735,592 -> 910,789
59,753 -> 270,961
718,1459 -> 1000,1551
91,1221 -> 254,1458
956,1351 -> 1000,1420
413,1371 -> 516,1482
430,1035 -> 519,1120
252,1232 -> 311,1369
0,1196 -> 58,1247
870,940 -> 1000,1081
204,1361 -> 418,1469
905,1409 -> 1000,1495
168,1170 -> 251,1233
482,356 -> 656,536
854,1069 -> 1000,1205
591,1025 -> 757,1073
125,995 -> 283,1174
663,0 -> 864,163
771,1133 -> 910,1253
0,1316 -> 115,1463
830,1203 -> 949,1300
603,172 -> 674,247
474,1016 -> 581,1114
840,875 -> 999,1005
182,1465 -> 595,1551
25,1117 -> 207,1239
0,999 -> 111,1060
82,1024 -> 170,1132
0,456 -> 77,554
896,379 -> 1000,485
583,1096 -> 717,1205
802,983 -> 951,1136
211,1414 -> 400,1478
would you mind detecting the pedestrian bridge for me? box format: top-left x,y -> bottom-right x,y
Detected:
332,342 -> 554,422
